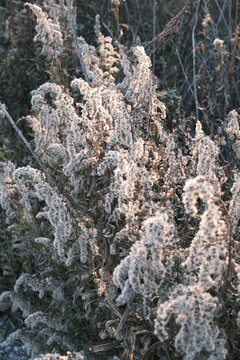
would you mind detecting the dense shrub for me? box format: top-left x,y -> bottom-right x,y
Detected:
0,1 -> 240,359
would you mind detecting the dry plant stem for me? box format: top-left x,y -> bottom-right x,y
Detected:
176,48 -> 209,126
112,0 -> 121,41
215,0 -> 231,37
114,290 -> 135,337
152,0 -> 156,73
176,48 -> 196,102
103,22 -> 117,41
192,1 -> 201,122
66,0 -> 90,84
89,341 -> 119,353
141,342 -> 161,360
145,0 -> 192,53
228,0 -> 232,34
133,0 -> 144,36
0,103 -> 46,172
235,0 -> 239,26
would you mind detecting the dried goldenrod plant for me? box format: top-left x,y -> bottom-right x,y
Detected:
0,2 -> 240,360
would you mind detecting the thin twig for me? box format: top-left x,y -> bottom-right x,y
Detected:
0,104 -> 46,173
176,48 -> 196,101
66,0 -> 90,84
152,0 -> 156,73
103,22 -> 117,41
228,0 -> 232,35
192,1 -> 201,122
235,0 -> 238,27
145,0 -> 192,53
89,341 -> 119,353
176,47 -> 210,127
215,0 -> 231,38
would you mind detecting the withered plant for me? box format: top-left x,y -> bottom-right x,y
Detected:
0,1 -> 240,360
